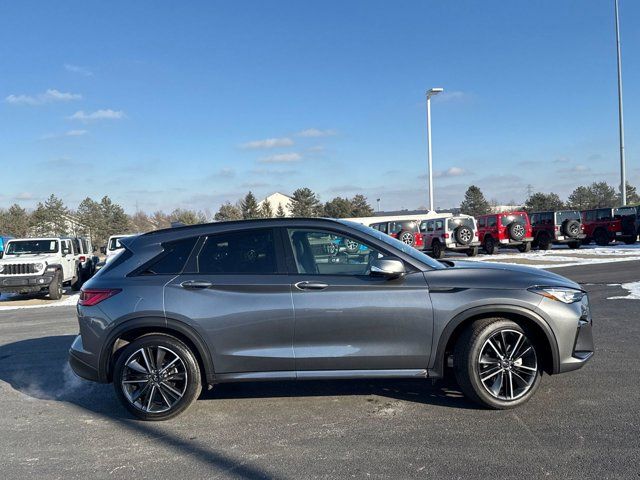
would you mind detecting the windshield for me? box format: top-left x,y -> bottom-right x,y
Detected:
500,214 -> 527,227
338,220 -> 444,270
556,211 -> 580,223
448,217 -> 475,230
6,240 -> 58,255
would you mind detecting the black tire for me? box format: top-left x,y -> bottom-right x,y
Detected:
567,241 -> 581,249
623,237 -> 637,245
113,334 -> 202,421
562,220 -> 581,238
455,226 -> 473,245
431,240 -> 445,259
48,271 -> 63,300
537,234 -> 551,250
508,222 -> 526,241
517,242 -> 532,253
71,270 -> 82,291
466,246 -> 479,257
453,318 -> 542,409
483,236 -> 496,254
593,229 -> 610,246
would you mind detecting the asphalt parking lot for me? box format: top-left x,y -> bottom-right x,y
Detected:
1,262 -> 639,479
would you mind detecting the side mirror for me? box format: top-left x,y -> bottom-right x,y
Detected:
370,257 -> 406,279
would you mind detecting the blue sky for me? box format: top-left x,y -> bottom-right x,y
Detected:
1,0 -> 638,213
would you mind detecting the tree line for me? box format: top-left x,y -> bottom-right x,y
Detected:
459,181 -> 640,218
0,188 -> 374,247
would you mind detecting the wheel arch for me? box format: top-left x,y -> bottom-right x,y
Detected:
431,305 -> 559,378
100,316 -> 215,385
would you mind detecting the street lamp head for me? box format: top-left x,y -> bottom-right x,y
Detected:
427,87 -> 444,98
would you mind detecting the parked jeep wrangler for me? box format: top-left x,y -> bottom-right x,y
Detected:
530,210 -> 586,250
477,211 -> 534,254
420,215 -> 480,258
581,207 -> 637,246
76,236 -> 99,282
369,220 -> 424,249
0,237 -> 81,300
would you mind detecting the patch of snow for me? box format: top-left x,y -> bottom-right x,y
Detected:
0,293 -> 79,311
608,281 -> 640,300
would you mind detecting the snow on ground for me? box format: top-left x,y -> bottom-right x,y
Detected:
608,281 -> 640,300
461,243 -> 640,269
0,292 -> 79,311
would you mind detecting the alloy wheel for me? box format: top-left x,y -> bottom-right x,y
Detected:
120,346 -> 188,413
477,329 -> 537,401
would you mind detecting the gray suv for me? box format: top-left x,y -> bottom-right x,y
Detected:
69,218 -> 594,420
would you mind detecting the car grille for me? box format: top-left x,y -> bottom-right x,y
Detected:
2,263 -> 39,275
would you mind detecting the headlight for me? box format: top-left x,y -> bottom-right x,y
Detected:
0,265 -> 4,273
529,286 -> 585,304
34,263 -> 44,271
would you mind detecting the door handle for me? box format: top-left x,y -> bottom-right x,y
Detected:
180,280 -> 213,289
295,281 -> 329,291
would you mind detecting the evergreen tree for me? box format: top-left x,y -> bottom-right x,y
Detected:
617,182 -> 640,206
290,187 -> 322,217
214,202 -> 243,221
590,182 -> 617,208
100,196 -> 131,241
169,209 -> 206,225
324,197 -> 353,218
0,204 -> 31,237
460,185 -> 491,217
524,192 -> 565,212
76,197 -> 103,245
275,203 -> 287,218
567,186 -> 594,210
30,194 -> 69,236
259,200 -> 274,218
350,194 -> 374,217
240,191 -> 261,219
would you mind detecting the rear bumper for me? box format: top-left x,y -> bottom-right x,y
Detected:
443,241 -> 481,251
499,237 -> 533,246
0,273 -> 54,293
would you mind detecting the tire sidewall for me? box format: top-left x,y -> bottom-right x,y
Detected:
48,271 -> 63,300
458,320 -> 542,409
113,334 -> 202,421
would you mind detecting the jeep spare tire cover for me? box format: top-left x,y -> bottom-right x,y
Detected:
398,231 -> 415,246
508,222 -> 526,241
562,219 -> 581,238
455,226 -> 473,245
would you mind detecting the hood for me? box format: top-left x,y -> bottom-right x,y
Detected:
0,253 -> 57,264
427,260 -> 581,291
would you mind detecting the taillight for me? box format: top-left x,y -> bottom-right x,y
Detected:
443,233 -> 450,239
79,256 -> 86,262
79,288 -> 121,306
415,233 -> 424,246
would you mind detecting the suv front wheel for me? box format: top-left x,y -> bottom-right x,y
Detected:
454,318 -> 542,409
113,334 -> 202,421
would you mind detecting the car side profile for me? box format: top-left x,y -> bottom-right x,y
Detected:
69,218 -> 593,420
477,211 -> 534,254
581,207 -> 636,246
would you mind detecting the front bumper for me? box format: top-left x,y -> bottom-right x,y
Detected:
0,273 -> 55,293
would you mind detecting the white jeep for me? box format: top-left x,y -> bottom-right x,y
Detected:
0,237 -> 81,300
420,214 -> 481,259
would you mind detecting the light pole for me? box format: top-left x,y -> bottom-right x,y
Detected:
614,0 -> 627,205
376,198 -> 381,213
426,87 -> 443,212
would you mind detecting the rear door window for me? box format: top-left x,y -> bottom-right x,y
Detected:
487,216 -> 497,228
143,237 -> 198,275
197,229 -> 277,275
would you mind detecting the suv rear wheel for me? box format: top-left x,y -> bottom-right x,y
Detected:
466,246 -> 478,257
536,233 -> 551,250
454,318 -> 542,409
567,241 -> 581,249
483,236 -> 496,254
593,229 -> 610,246
113,334 -> 202,421
517,242 -> 531,253
431,240 -> 444,259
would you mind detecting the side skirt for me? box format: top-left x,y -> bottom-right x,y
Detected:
214,369 -> 429,384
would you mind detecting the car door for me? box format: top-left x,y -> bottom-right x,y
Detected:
60,240 -> 75,280
283,227 -> 433,373
163,228 -> 295,375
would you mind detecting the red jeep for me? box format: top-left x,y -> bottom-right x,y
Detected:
369,219 -> 424,249
581,207 -> 637,246
477,211 -> 534,254
530,210 -> 586,250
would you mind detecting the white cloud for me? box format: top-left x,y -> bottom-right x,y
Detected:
240,137 -> 294,149
296,128 -> 337,138
64,64 -> 93,76
68,109 -> 125,121
260,152 -> 302,163
434,166 -> 468,178
5,89 -> 82,106
40,129 -> 88,140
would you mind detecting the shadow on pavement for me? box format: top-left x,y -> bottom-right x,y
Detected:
0,334 -> 479,477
